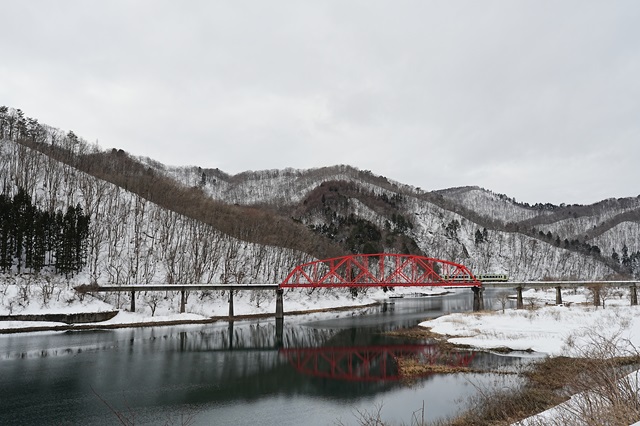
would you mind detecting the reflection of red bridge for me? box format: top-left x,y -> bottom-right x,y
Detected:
280,254 -> 481,288
279,344 -> 475,382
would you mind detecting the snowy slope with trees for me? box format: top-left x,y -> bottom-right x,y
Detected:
434,186 -> 550,224
154,160 -> 639,280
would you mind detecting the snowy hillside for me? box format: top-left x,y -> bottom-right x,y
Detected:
405,196 -> 615,280
434,186 -> 549,224
591,221 -> 640,257
141,162 -> 625,279
0,138 -> 325,317
1,106 -> 639,297
155,163 -> 413,207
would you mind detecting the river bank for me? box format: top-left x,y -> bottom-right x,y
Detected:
0,280 -> 454,334
0,302 -> 381,334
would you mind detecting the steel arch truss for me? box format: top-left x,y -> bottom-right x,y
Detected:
280,254 -> 480,288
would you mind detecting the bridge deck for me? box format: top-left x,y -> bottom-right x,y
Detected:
85,284 -> 279,292
82,281 -> 639,293
479,280 -> 638,288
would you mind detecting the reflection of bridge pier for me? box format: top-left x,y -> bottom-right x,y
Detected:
275,318 -> 284,348
223,318 -> 285,350
228,320 -> 234,349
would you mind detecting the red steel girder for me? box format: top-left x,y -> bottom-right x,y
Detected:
280,253 -> 481,288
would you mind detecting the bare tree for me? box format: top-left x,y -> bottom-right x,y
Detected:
495,291 -> 511,313
144,293 -> 161,317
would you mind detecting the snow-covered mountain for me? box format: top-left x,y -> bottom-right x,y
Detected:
1,106 -> 639,288
149,162 -> 636,280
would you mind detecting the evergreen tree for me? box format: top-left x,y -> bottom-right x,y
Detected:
474,229 -> 484,245
31,211 -> 48,272
11,188 -> 33,272
620,244 -> 632,274
0,193 -> 12,271
0,187 -> 90,276
622,244 -> 631,268
612,249 -> 620,264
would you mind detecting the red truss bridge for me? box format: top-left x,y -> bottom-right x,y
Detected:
279,344 -> 476,382
280,254 -> 481,288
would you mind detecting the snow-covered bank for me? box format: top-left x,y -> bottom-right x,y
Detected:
1,284 -> 447,333
419,287 -> 640,357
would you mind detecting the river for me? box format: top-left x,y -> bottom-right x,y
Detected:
0,289 -> 532,425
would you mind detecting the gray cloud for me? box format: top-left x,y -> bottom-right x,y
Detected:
2,0 -> 639,205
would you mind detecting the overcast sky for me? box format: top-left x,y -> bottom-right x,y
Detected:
2,1 -> 639,205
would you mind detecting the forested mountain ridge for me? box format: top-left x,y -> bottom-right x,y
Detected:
160,163 -> 640,279
1,106 -> 639,284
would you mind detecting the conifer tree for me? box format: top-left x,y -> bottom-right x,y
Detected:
0,187 -> 90,276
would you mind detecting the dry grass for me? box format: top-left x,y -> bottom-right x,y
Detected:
397,356 -> 472,380
444,353 -> 640,426
384,326 -> 444,340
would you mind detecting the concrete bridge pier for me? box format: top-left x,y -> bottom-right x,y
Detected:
130,290 -> 136,312
180,290 -> 186,313
472,286 -> 484,311
228,290 -> 234,318
592,286 -> 601,307
275,289 -> 284,320
631,285 -> 638,306
555,286 -> 563,305
516,286 -> 524,309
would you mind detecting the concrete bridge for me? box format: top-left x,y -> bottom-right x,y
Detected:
79,254 -> 639,318
477,280 -> 639,309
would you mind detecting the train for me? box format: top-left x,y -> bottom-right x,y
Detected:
441,273 -> 509,282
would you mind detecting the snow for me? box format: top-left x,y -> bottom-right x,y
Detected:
419,287 -> 640,357
0,284 -> 116,316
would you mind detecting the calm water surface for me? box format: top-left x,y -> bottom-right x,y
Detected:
0,289 -> 531,425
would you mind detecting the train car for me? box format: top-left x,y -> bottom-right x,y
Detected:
441,273 -> 508,282
476,273 -> 509,282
